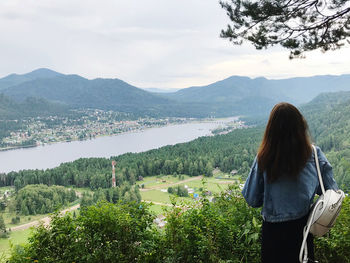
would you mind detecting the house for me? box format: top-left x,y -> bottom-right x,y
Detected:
230,170 -> 238,175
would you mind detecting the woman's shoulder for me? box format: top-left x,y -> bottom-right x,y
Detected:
311,145 -> 329,163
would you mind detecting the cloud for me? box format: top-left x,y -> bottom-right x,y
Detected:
0,0 -> 349,89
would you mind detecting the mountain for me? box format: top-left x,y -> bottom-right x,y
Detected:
163,76 -> 286,103
2,69 -> 350,118
142,88 -> 180,93
0,68 -> 63,90
3,74 -> 167,110
163,74 -> 350,105
1,74 -> 210,117
159,76 -> 292,116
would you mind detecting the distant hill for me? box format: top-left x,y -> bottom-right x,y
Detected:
298,90 -> 350,122
0,68 -> 62,90
1,74 -> 210,117
142,88 -> 179,93
163,74 -> 350,105
0,93 -> 69,120
163,76 -> 287,103
2,69 -> 350,118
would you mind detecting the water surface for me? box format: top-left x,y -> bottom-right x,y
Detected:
0,118 -> 237,173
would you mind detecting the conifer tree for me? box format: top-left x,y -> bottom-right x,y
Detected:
220,0 -> 350,58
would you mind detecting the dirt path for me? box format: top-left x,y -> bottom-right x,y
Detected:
140,175 -> 203,192
10,204 -> 80,231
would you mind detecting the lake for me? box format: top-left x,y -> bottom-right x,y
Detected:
0,118 -> 237,173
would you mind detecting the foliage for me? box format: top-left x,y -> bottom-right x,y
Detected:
163,184 -> 261,263
8,201 -> 160,263
167,185 -> 189,197
301,93 -> 350,191
11,216 -> 21,224
90,185 -> 141,205
15,185 -> 77,215
167,187 -> 174,194
0,215 -> 8,239
7,186 -> 263,263
220,0 -> 350,58
314,196 -> 350,262
6,187 -> 350,263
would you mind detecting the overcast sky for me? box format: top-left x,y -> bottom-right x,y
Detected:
1,0 -> 350,89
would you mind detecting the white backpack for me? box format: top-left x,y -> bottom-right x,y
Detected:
299,145 -> 345,263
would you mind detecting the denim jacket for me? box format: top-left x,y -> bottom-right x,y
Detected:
242,146 -> 338,222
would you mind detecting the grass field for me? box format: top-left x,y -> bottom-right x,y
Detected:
140,173 -> 240,214
180,177 -> 232,192
0,228 -> 31,257
136,174 -> 191,189
146,203 -> 171,215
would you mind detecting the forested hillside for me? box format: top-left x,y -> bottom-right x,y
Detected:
302,91 -> 350,190
0,94 -> 69,120
0,94 -> 71,144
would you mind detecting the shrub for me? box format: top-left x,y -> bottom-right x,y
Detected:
11,217 -> 20,224
7,189 -> 350,263
162,184 -> 261,263
314,196 -> 350,262
8,201 -> 161,263
167,187 -> 174,194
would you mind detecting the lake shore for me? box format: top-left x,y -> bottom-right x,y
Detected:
0,116 -> 241,153
0,117 -> 240,173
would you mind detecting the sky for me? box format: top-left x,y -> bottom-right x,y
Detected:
1,0 -> 350,90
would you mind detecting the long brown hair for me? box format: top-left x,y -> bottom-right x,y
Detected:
257,102 -> 312,183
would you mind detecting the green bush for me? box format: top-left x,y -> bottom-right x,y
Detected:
7,189 -> 350,263
168,185 -> 188,197
8,201 -> 160,263
162,184 -> 261,263
314,196 -> 350,262
167,187 -> 174,194
11,217 -> 20,224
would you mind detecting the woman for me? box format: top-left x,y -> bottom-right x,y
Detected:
242,102 -> 338,263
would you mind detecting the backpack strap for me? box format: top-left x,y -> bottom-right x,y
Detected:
299,145 -> 325,263
312,145 -> 325,195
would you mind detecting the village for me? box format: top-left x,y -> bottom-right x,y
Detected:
0,109 -> 192,150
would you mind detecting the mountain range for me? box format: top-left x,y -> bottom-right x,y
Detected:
1,68 -> 350,118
